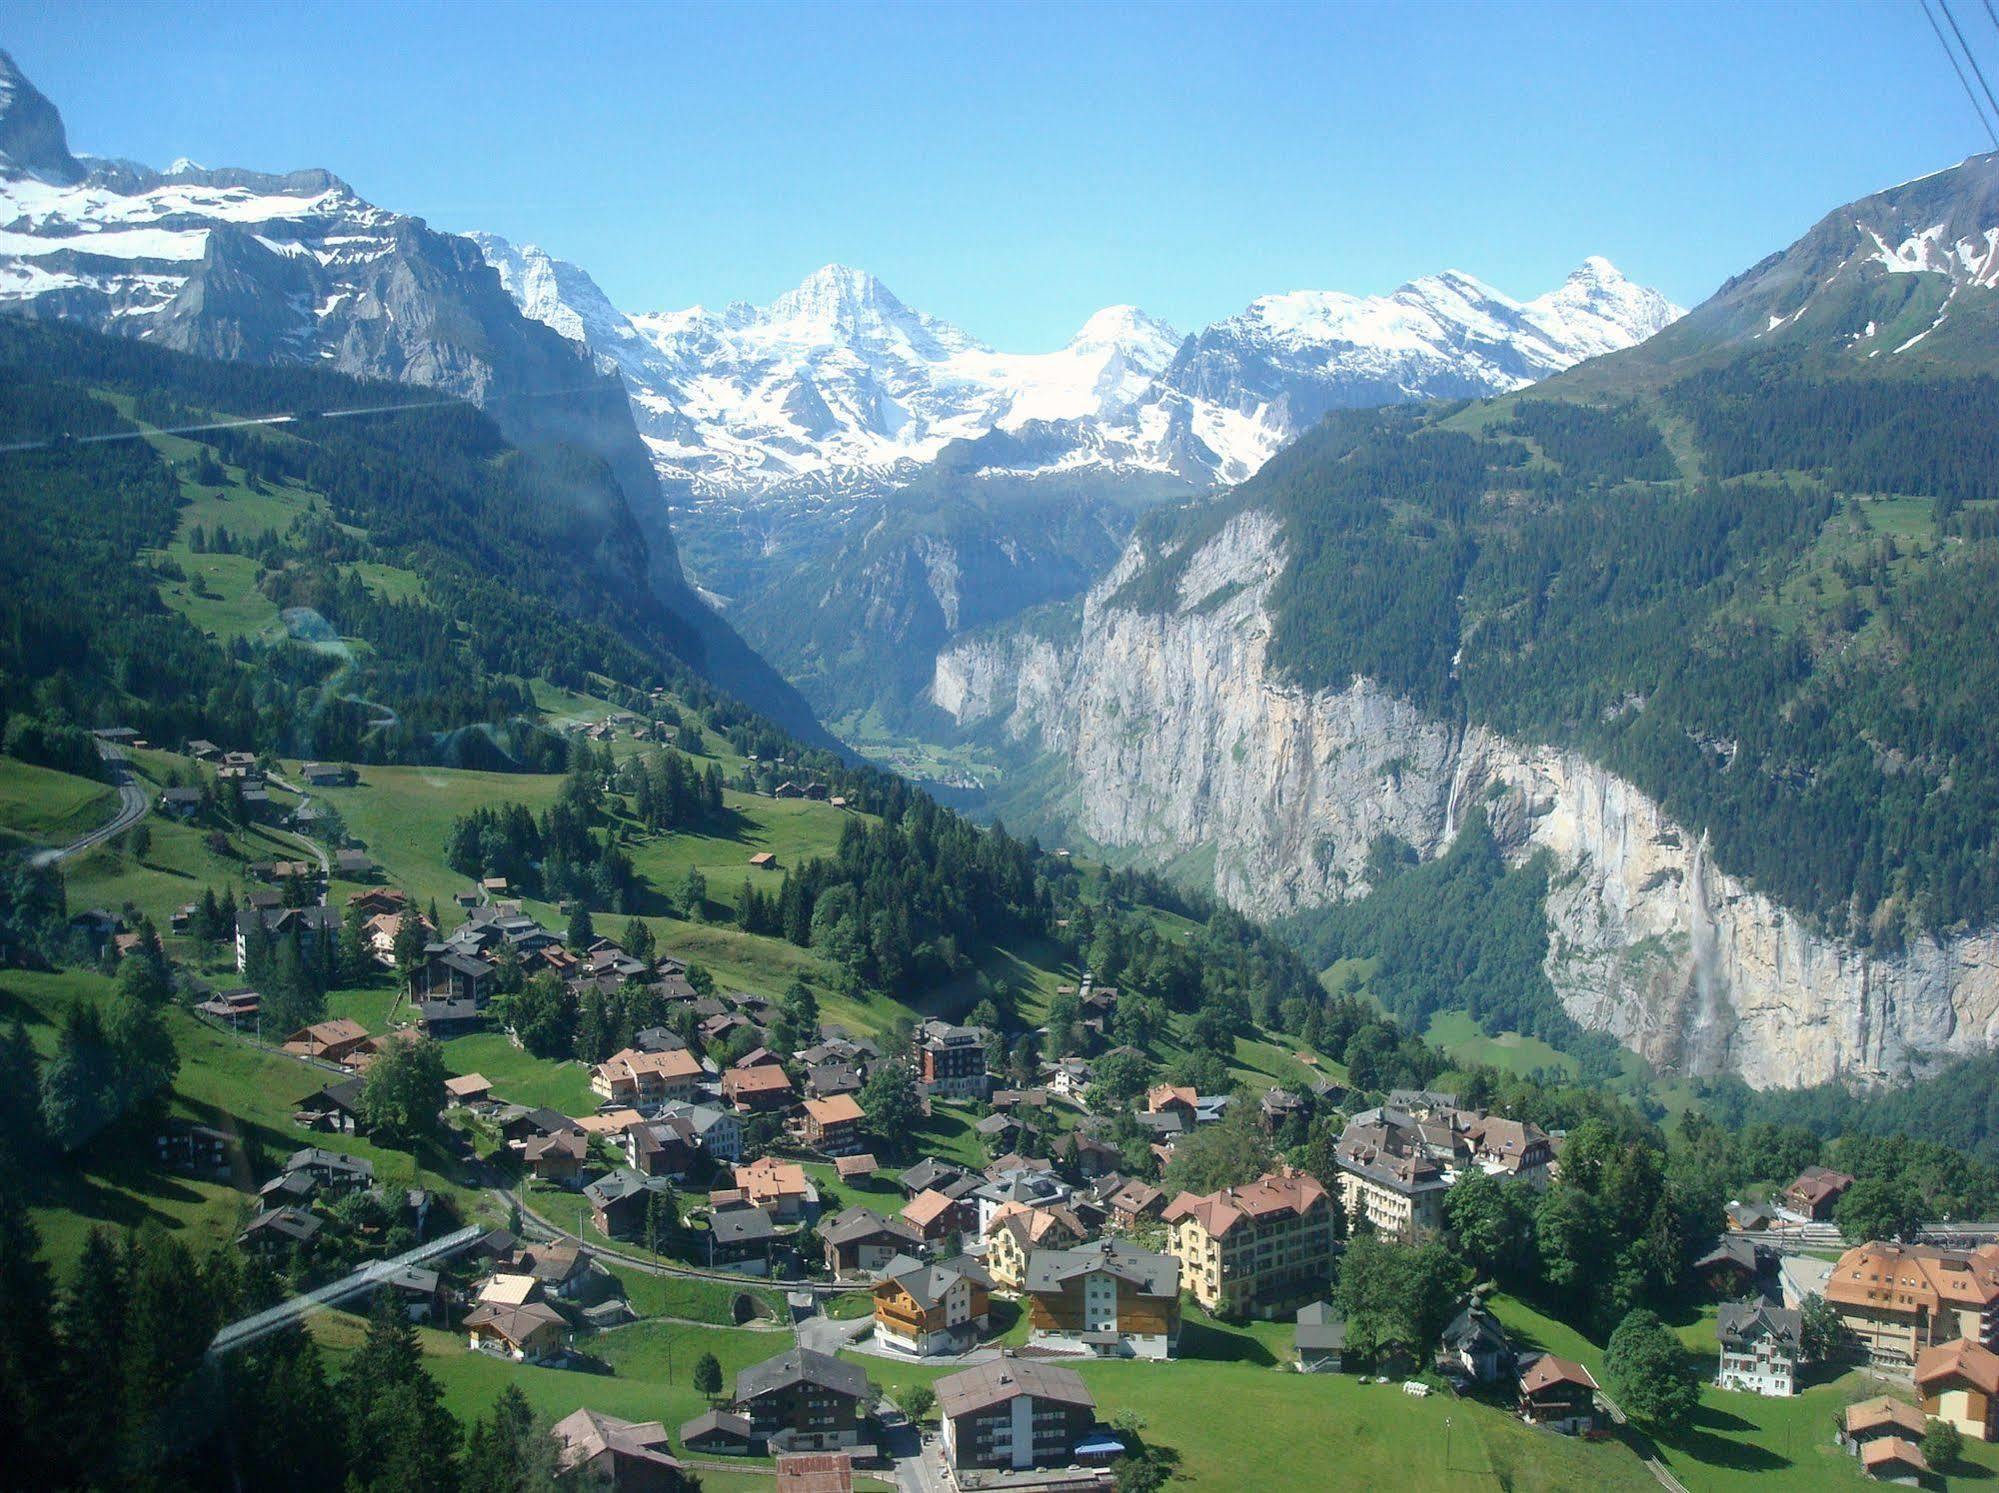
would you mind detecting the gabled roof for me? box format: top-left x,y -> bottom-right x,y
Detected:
551,1408 -> 680,1477
902,1189 -> 961,1230
1844,1396 -> 1929,1437
1716,1301 -> 1801,1353
936,1354 -> 1094,1418
1025,1238 -> 1176,1298
735,1345 -> 867,1403
819,1205 -> 921,1248
1916,1335 -> 1999,1396
1519,1354 -> 1598,1395
804,1094 -> 865,1126
1860,1438 -> 1929,1474
878,1254 -> 989,1310
463,1300 -> 566,1347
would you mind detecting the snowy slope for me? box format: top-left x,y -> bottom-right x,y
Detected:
468,244 -> 1188,504
473,237 -> 1681,504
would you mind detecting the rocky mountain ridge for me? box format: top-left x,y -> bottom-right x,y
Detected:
0,51 -> 825,740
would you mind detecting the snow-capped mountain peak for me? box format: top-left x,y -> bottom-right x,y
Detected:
1067,303 -> 1182,358
468,237 -> 1682,507
1524,255 -> 1684,360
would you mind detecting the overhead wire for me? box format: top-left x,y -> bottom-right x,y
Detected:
1938,0 -> 1999,131
1921,0 -> 1999,150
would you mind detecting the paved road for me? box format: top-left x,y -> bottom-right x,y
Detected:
208,1222 -> 486,1356
32,738 -> 147,866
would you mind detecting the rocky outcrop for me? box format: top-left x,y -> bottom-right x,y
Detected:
937,510 -> 1999,1089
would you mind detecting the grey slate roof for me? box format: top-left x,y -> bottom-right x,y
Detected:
936,1355 -> 1094,1418
1025,1238 -> 1177,1298
735,1345 -> 867,1403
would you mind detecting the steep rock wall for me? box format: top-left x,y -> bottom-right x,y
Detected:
934,510 -> 1999,1088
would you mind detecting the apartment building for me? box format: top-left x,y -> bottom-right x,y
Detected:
1163,1169 -> 1336,1318
1825,1241 -> 1999,1369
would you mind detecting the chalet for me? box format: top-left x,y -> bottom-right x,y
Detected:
347,887 -> 408,917
1044,1056 -> 1092,1097
873,1253 -> 994,1356
913,1019 -> 990,1100
1694,1235 -> 1773,1299
284,1146 -> 375,1192
159,786 -> 203,819
185,738 -> 221,760
418,995 -> 483,1037
1386,1088 -> 1460,1119
420,949 -> 495,1004
465,1300 -> 568,1363
443,1073 -> 493,1106
593,1046 -> 705,1106
333,848 -> 375,879
1917,1336 -> 1999,1441
731,1346 -> 870,1453
258,1170 -> 317,1210
679,1410 -> 756,1457
503,1242 -> 596,1300
1517,1354 -> 1601,1434
299,762 -> 357,787
660,1100 -> 743,1163
1259,1086 -> 1306,1129
587,1169 -> 674,1240
1165,1169 -> 1337,1317
806,1061 -> 865,1100
1106,1177 -> 1166,1227
193,987 -> 261,1027
375,1265 -> 447,1325
625,1116 -> 697,1179
748,851 -> 778,870
1859,1440 -> 1931,1484
1438,1299 -> 1515,1384
1294,1301 -> 1346,1373
157,1121 -> 231,1177
734,1157 -> 813,1222
936,1355 -> 1099,1473
898,1157 -> 970,1199
902,1189 -> 970,1247
550,1408 -> 689,1492
1717,1301 -> 1802,1397
497,1105 -> 578,1143
238,1206 -> 322,1253
1025,1238 -> 1180,1360
819,1205 -> 924,1276
1841,1396 -> 1930,1453
295,1076 -> 366,1135
1145,1084 -> 1200,1122
523,1129 -> 590,1184
1841,1397 -> 1933,1483
708,1202 -> 779,1268
1787,1165 -> 1857,1221
836,1153 -> 877,1183
723,1063 -> 796,1114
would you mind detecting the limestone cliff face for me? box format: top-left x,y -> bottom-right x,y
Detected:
935,510 -> 1999,1089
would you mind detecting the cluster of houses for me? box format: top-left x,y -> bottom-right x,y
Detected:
1327,1088 -> 1556,1241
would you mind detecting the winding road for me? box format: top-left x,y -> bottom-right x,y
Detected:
31,737 -> 148,867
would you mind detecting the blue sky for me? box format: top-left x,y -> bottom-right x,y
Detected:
9,0 -> 1997,348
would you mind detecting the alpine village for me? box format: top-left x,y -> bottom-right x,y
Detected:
9,22 -> 1999,1493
